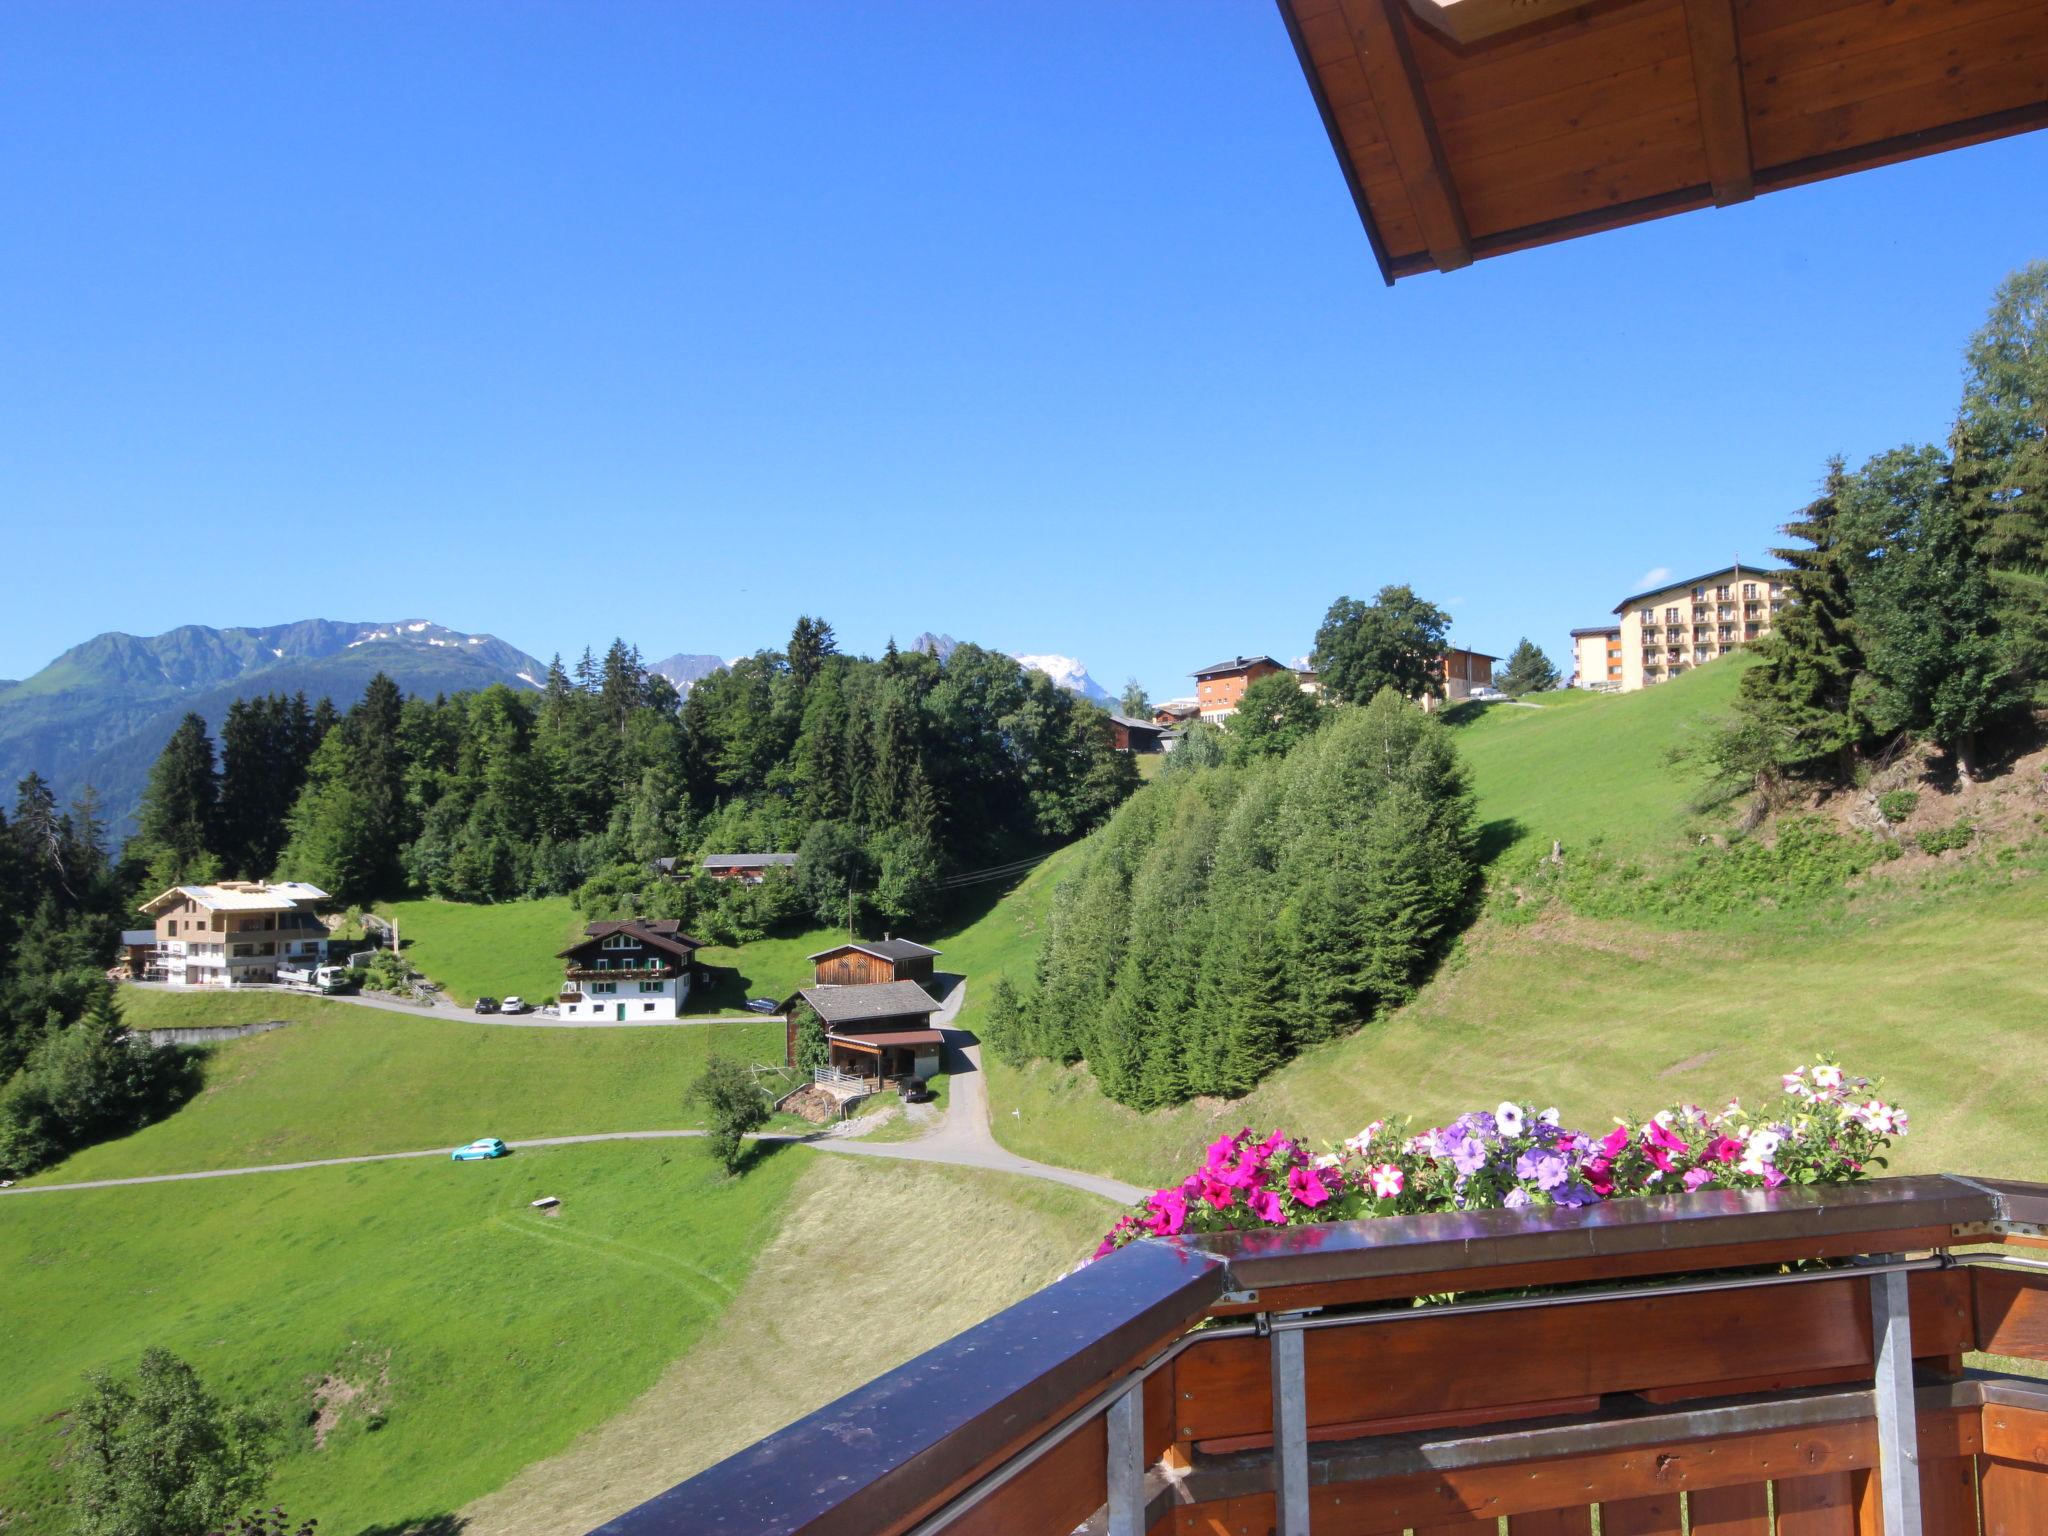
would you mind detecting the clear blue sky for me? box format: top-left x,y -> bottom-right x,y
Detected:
3,3 -> 2043,698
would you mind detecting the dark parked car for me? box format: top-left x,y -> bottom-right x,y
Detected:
473,996 -> 500,1014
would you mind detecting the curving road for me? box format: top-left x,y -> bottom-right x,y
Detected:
4,980 -> 1147,1207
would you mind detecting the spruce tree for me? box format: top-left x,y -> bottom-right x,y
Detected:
1736,460 -> 1870,782
134,714 -> 220,886
1498,639 -> 1559,696
1952,260 -> 2048,703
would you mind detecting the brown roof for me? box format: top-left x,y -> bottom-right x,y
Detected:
557,919 -> 707,960
795,982 -> 944,1026
1278,0 -> 2048,284
806,938 -> 940,964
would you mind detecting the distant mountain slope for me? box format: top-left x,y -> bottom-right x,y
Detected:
0,620 -> 547,837
648,653 -> 728,692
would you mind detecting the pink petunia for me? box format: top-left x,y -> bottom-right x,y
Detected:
1204,1133 -> 1240,1172
1683,1167 -> 1715,1192
1582,1157 -> 1615,1196
1598,1124 -> 1630,1159
1247,1187 -> 1286,1224
1706,1135 -> 1744,1164
1144,1189 -> 1188,1237
1288,1165 -> 1333,1208
1196,1173 -> 1237,1211
1368,1163 -> 1404,1200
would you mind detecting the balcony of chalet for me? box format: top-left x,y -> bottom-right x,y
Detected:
590,1174 -> 2048,1536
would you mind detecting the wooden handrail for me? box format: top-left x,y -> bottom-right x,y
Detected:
590,1175 -> 2048,1536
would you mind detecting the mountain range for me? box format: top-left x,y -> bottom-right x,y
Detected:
0,621 -> 549,838
2,620 -> 1121,839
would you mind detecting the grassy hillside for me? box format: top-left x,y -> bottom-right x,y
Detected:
1443,658 -> 1749,863
0,1139 -> 805,1536
34,990 -> 781,1182
377,895 -> 587,1005
986,863 -> 2048,1190
460,1156 -> 1111,1536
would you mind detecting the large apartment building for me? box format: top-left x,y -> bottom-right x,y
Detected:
1603,565 -> 1788,692
137,880 -> 332,986
1191,655 -> 1288,720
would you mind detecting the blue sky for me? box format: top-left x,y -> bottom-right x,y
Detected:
3,3 -> 2043,699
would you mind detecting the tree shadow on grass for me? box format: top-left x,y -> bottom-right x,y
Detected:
1472,817 -> 1526,868
354,1516 -> 467,1536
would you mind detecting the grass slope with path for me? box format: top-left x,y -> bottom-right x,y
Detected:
0,1138 -> 807,1536
29,989 -> 782,1183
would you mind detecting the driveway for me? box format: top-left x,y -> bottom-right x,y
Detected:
124,980 -> 778,1028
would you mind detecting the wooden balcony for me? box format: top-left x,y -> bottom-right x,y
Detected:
588,1174 -> 2048,1536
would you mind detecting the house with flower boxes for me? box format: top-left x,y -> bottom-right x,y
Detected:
556,918 -> 705,1021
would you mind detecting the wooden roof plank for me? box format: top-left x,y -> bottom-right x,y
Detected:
1682,0 -> 1755,203
1337,0 -> 1474,270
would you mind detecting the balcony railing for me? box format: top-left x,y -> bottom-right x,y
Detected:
592,1174 -> 2048,1536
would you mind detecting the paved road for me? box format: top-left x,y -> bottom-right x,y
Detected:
16,978 -> 1146,1207
126,979 -> 778,1028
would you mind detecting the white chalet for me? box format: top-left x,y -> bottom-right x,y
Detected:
556,919 -> 707,1021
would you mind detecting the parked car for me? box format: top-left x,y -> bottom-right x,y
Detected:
473,996 -> 500,1014
1467,686 -> 1508,702
451,1137 -> 508,1161
745,997 -> 781,1014
500,996 -> 531,1015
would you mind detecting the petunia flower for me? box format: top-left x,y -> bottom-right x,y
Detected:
1288,1165 -> 1333,1208
1247,1187 -> 1286,1224
1368,1163 -> 1404,1199
1496,1102 -> 1525,1137
1144,1189 -> 1188,1237
1503,1188 -> 1530,1209
1683,1167 -> 1715,1192
1811,1064 -> 1844,1092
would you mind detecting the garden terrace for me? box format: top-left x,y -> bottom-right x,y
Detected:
590,1174 -> 2048,1536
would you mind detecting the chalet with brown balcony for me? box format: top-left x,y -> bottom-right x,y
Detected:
136,880 -> 331,987
787,979 -> 945,1086
556,918 -> 706,1021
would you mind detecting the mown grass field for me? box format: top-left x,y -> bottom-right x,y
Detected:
1441,658 -> 1748,863
376,895 -> 585,1005
33,990 -> 782,1182
459,1156 -> 1111,1536
0,1139 -> 807,1536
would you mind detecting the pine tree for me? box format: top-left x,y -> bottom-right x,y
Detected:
786,615 -> 838,689
1735,460 -> 1871,782
134,714 -> 220,886
1498,639 -> 1559,696
1952,260 -> 2048,703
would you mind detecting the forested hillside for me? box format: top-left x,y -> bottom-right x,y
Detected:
985,691 -> 1477,1108
128,622 -> 1137,938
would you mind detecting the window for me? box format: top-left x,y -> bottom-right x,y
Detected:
644,1003 -> 656,1013
1716,586 -> 1730,600
602,935 -> 637,951
592,982 -> 616,995
639,981 -> 661,993
1743,583 -> 1758,599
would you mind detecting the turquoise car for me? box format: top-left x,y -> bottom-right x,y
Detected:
452,1137 -> 508,1161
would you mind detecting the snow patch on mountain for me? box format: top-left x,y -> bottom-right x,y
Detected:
1011,653 -> 1113,702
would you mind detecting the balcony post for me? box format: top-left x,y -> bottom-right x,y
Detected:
1105,1378 -> 1144,1536
1268,1316 -> 1310,1535
1869,1262 -> 1922,1536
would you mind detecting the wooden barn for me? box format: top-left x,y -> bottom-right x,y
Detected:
1108,714 -> 1167,753
1278,0 -> 2048,284
700,852 -> 798,884
807,937 -> 939,987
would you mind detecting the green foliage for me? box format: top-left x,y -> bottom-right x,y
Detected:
979,975 -> 1031,1067
792,1005 -> 829,1073
1161,718 -> 1226,774
1502,817 -> 1886,923
1225,671 -> 1322,764
347,950 -> 409,995
1019,690 -> 1476,1108
0,992 -> 197,1179
685,1054 -> 770,1174
1914,819 -> 1975,856
1311,585 -> 1452,705
1952,260 -> 2048,704
1499,639 -> 1559,697
132,713 -> 221,889
1877,789 -> 1920,824
214,694 -> 325,881
68,1347 -> 271,1536
204,1508 -> 316,1536
1119,678 -> 1151,719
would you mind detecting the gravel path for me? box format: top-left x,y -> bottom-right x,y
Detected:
15,978 -> 1146,1207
